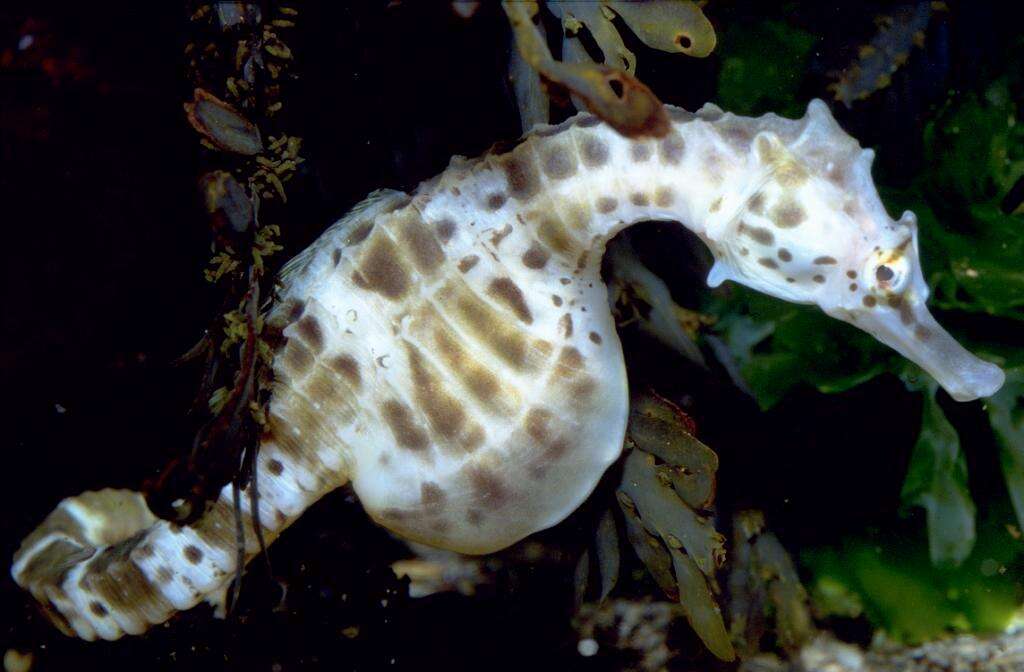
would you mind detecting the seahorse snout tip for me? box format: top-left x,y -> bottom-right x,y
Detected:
944,359 -> 1005,402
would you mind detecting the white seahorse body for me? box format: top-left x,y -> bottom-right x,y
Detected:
12,100 -> 1004,640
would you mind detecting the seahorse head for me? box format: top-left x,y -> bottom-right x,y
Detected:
707,99 -> 1004,401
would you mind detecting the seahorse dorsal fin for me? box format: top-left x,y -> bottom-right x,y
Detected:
696,101 -> 724,118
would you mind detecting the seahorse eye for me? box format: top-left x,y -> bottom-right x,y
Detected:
867,255 -> 909,295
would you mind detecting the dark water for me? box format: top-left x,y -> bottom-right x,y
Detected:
1,2 -> 1021,670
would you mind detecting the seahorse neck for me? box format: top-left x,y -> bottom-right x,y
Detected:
533,111 -> 755,260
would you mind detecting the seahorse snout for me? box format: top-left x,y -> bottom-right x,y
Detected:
838,293 -> 1004,401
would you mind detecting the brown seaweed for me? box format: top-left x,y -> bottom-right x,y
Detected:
184,88 -> 263,155
615,392 -> 735,662
503,1 -> 670,138
829,2 -> 935,108
729,511 -> 815,657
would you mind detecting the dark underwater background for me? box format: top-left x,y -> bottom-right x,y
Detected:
2,1 -> 1023,670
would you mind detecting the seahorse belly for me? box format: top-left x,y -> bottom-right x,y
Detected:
270,154 -> 634,554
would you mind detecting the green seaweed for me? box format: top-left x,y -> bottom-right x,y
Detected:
716,19 -> 817,118
804,502 -> 1024,643
988,368 -> 1024,531
899,383 -> 976,566
708,287 -> 894,409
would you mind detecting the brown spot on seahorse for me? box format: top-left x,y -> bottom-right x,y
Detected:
435,218 -> 456,242
540,145 -> 578,179
183,545 -> 203,565
747,193 -> 766,215
465,466 -> 511,510
405,345 -> 476,450
658,133 -> 686,165
295,315 -> 324,353
396,213 -> 445,274
328,353 -> 362,388
421,482 -> 446,509
485,193 -> 507,211
381,399 -> 430,452
502,154 -> 541,201
738,221 -> 774,245
580,135 -> 609,168
487,277 -> 533,324
770,198 -> 807,228
522,242 -> 550,270
352,234 -> 410,300
631,143 -> 651,162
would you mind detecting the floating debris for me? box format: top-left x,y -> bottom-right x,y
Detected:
391,548 -> 490,598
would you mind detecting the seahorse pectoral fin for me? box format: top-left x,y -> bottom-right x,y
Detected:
706,260 -> 734,288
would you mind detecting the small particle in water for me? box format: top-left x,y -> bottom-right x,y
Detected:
577,639 -> 599,657
979,558 -> 1001,577
55,403 -> 66,414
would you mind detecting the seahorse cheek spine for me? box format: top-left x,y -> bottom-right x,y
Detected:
12,100 -> 1004,640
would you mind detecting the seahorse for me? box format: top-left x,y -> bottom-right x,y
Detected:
11,99 -> 1004,641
